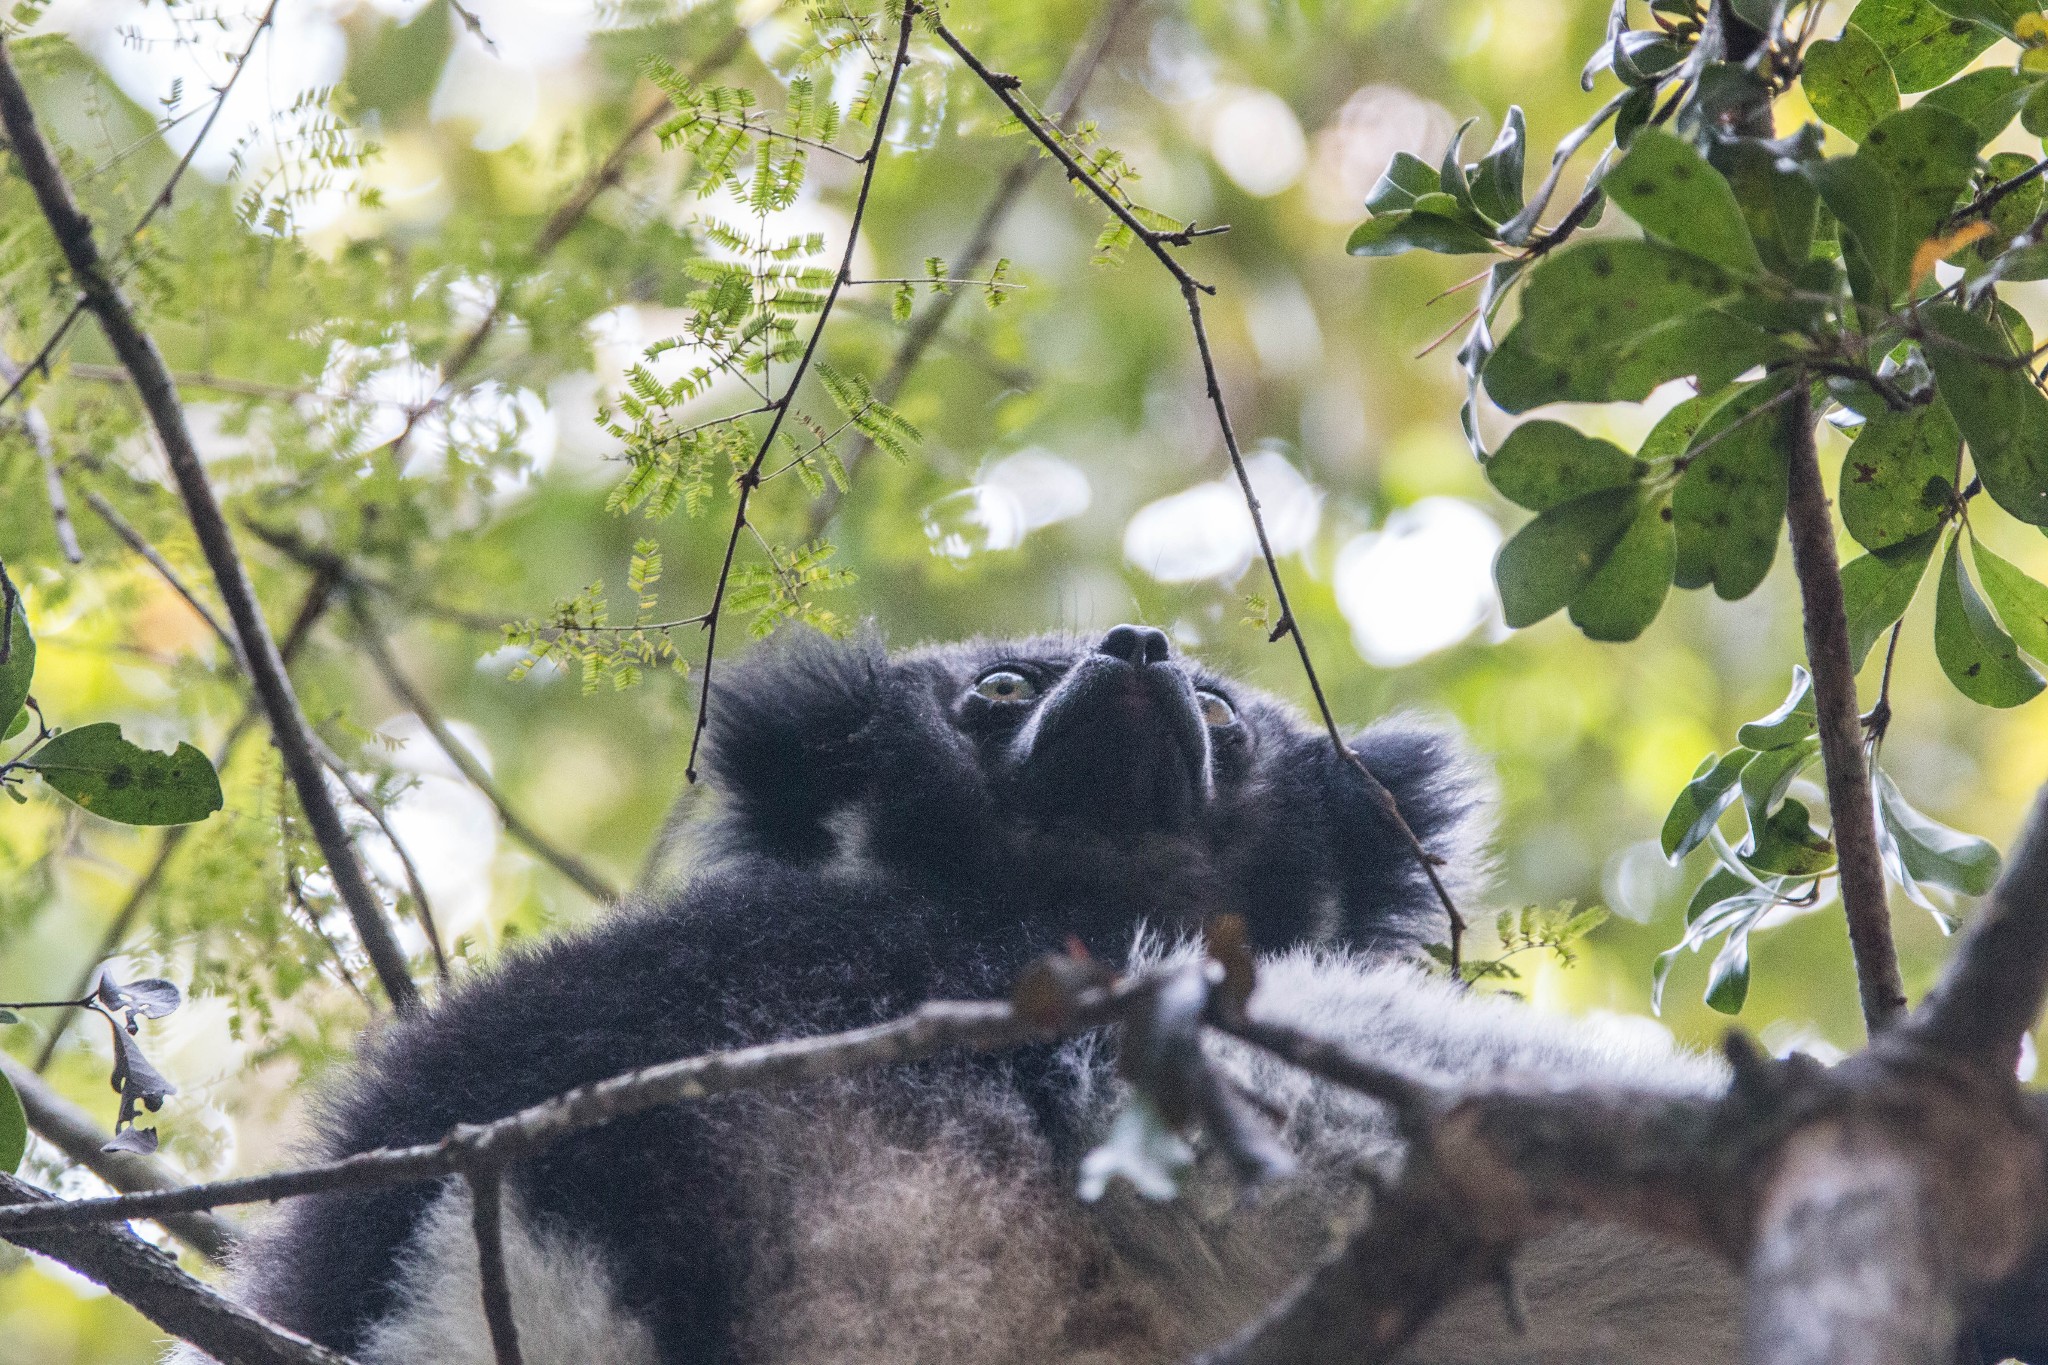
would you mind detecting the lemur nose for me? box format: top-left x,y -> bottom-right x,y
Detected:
1097,624 -> 1171,665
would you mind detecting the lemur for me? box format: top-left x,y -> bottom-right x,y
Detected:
179,624 -> 1751,1365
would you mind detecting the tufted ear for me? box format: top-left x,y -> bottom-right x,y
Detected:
699,626 -> 889,860
1327,718 -> 1498,950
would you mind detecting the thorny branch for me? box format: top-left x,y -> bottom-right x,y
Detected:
930,18 -> 1471,969
680,0 -> 920,784
0,33 -> 423,1011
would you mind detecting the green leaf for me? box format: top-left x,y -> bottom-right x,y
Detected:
1345,209 -> 1497,257
1744,798 -> 1837,877
1874,767 -> 2001,895
0,1068 -> 22,1175
1917,67 -> 2039,148
1494,485 -> 1643,629
1662,749 -> 1754,861
1738,667 -> 1817,750
1671,378 -> 1795,600
1740,735 -> 1822,832
1567,489 -> 1674,641
1970,537 -> 2048,663
1921,303 -> 2048,526
1838,402 -> 1961,550
1652,869 -> 1775,1013
21,723 -> 226,825
1485,420 -> 1641,511
1847,0 -> 2002,93
1935,530 -> 2046,706
1805,154 -> 1900,306
1927,0 -> 2027,37
1605,128 -> 1764,275
1363,152 -> 1440,213
1856,106 -> 1980,283
1482,240 -> 1786,414
1703,920 -> 1756,1015
1713,138 -> 1821,276
0,594 -> 31,741
1800,24 -> 1899,142
1468,106 -> 1527,224
1842,528 -> 1942,670
3,709 -> 24,741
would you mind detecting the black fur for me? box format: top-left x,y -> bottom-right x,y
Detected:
232,626 -> 1490,1361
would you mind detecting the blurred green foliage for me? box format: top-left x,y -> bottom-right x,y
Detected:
6,0 -> 2048,1356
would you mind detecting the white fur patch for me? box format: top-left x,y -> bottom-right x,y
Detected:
354,1182 -> 658,1365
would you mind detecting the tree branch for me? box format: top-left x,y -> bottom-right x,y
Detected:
0,1172 -> 352,1365
0,49 -> 421,1008
804,0 -> 1138,535
467,1165 -> 524,1365
0,1053 -> 233,1262
929,16 -> 1469,967
1783,381 -> 1906,1034
345,597 -> 621,905
680,0 -> 919,784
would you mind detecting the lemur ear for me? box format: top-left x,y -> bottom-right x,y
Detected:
1329,719 -> 1498,946
700,626 -> 888,859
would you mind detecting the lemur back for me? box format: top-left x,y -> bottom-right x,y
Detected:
181,626 -> 1738,1365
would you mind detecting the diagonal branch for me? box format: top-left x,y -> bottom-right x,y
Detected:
0,35 -> 422,1011
0,1172 -> 353,1365
680,0 -> 920,784
929,17 -> 1470,967
467,1165 -> 525,1365
346,597 -> 621,904
804,0 -> 1140,535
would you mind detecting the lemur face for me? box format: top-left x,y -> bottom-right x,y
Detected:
697,625 -> 1490,954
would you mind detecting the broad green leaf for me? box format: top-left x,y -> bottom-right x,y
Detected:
1363,152 -> 1439,213
1842,529 -> 1942,670
1672,378 -> 1794,600
1485,420 -> 1640,511
1345,210 -> 1496,257
1483,240 -> 1786,413
1662,749 -> 1754,862
1652,870 -> 1775,1013
1438,118 -> 1480,219
1605,128 -> 1764,275
1739,735 -> 1822,836
1934,531 -> 2046,706
1805,154 -> 1900,306
2025,82 -> 2048,137
1744,798 -> 1837,877
1567,489 -> 1674,641
21,723 -> 225,825
1800,24 -> 1899,141
1737,668 -> 1817,750
1927,0 -> 2027,37
1918,67 -> 2039,148
1848,0 -> 2002,92
1713,138 -> 1821,276
1639,391 -> 1719,461
1494,485 -> 1642,629
1921,304 -> 2048,525
0,596 -> 31,742
1875,767 -> 2001,895
2,709 -> 24,741
1856,106 -> 1980,284
1839,402 -> 1961,550
0,1069 -> 22,1175
1468,106 -> 1527,224
1970,537 -> 2048,662
1704,917 -> 1758,1015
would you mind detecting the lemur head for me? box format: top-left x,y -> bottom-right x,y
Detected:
696,625 -> 1491,954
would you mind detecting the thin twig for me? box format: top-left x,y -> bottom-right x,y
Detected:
804,0 -> 1137,530
0,42 -> 423,1009
930,16 -> 1471,969
347,597 -> 621,905
85,490 -> 234,647
0,0 -> 284,415
67,362 -> 310,402
0,345 -> 81,561
680,0 -> 920,784
468,1165 -> 525,1365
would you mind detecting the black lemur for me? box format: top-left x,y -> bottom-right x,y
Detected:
180,625 -> 1749,1365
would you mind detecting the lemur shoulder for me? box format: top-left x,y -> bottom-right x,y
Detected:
181,625 -> 1743,1365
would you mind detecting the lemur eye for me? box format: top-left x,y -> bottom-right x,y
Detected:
974,670 -> 1038,704
1196,690 -> 1236,727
